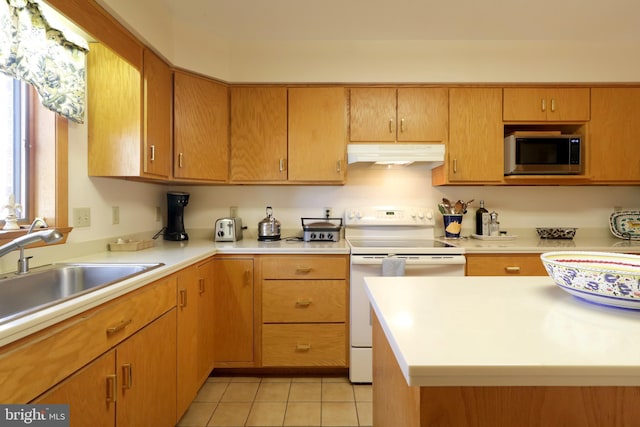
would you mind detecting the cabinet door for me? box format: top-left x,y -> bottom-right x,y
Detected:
349,87 -> 397,142
174,71 -> 229,182
447,88 -> 503,183
117,309 -> 177,427
503,88 -> 548,121
176,266 -> 200,418
503,88 -> 589,121
230,87 -> 288,182
143,49 -> 172,178
213,258 -> 255,364
590,88 -> 640,182
197,259 -> 216,380
545,88 -> 590,121
34,350 -> 116,427
288,87 -> 347,182
87,42 -> 142,177
397,88 -> 448,142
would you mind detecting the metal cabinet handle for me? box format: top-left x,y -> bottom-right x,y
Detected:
296,343 -> 311,351
453,159 -> 458,174
150,145 -> 155,161
505,266 -> 521,273
295,298 -> 313,307
106,319 -> 132,336
336,160 -> 341,173
541,99 -> 546,112
106,374 -> 117,402
279,158 -> 285,172
295,266 -> 312,274
389,118 -> 394,133
243,270 -> 251,285
179,289 -> 187,308
400,118 -> 405,133
199,278 -> 205,294
550,98 -> 556,112
178,152 -> 184,168
121,364 -> 133,389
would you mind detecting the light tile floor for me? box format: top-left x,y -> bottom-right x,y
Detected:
176,375 -> 372,427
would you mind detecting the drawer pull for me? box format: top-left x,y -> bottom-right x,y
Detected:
505,266 -> 521,273
121,364 -> 133,389
106,374 -> 117,402
295,266 -> 312,274
295,298 -> 313,307
106,319 -> 132,336
296,343 -> 311,351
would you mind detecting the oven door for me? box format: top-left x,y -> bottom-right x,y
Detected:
350,254 -> 466,348
349,254 -> 465,382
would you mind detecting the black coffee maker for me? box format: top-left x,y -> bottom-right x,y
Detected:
164,191 -> 189,241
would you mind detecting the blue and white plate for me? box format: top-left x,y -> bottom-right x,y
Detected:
609,210 -> 640,240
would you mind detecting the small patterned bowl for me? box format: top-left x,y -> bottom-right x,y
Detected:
541,251 -> 640,309
536,227 -> 577,239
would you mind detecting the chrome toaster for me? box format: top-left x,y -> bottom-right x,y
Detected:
214,217 -> 243,242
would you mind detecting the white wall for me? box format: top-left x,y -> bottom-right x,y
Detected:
59,1 -> 640,245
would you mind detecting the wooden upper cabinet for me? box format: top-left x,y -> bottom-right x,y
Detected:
503,88 -> 590,121
435,87 -> 503,184
589,88 -> 640,183
349,87 -> 448,142
143,49 -> 172,178
230,87 -> 288,182
173,71 -> 229,182
288,87 -> 347,183
87,42 -> 142,177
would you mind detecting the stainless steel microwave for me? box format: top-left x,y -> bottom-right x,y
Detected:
504,134 -> 583,175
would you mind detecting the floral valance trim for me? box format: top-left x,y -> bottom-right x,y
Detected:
0,0 -> 87,123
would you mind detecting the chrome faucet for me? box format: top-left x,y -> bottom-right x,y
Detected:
0,225 -> 64,274
27,217 -> 49,233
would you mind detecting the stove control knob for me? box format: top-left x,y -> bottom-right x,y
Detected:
327,233 -> 334,240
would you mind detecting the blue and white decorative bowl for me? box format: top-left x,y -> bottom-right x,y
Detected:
540,251 -> 640,309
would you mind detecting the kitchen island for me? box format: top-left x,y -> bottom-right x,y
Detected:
366,276 -> 640,426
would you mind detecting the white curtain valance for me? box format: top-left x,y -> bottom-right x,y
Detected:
0,0 -> 88,123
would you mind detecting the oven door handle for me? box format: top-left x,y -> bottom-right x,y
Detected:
351,256 -> 466,265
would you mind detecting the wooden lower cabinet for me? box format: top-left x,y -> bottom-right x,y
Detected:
260,255 -> 349,368
466,253 -> 547,276
35,309 -> 177,427
176,258 -> 216,418
35,350 -> 116,427
213,257 -> 256,366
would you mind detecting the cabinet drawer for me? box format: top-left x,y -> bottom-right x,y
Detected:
262,280 -> 346,323
262,324 -> 346,367
261,255 -> 347,279
466,254 -> 547,276
0,276 -> 176,403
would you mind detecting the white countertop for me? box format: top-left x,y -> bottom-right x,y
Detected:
451,228 -> 640,254
365,276 -> 640,387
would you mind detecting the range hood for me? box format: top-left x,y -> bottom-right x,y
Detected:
347,143 -> 445,168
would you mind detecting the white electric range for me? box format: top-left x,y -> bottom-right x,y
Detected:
345,206 -> 466,383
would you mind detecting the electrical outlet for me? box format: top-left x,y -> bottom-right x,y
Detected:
73,207 -> 91,227
324,207 -> 332,218
155,206 -> 162,222
112,206 -> 120,225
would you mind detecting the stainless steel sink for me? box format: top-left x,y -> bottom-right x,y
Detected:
0,262 -> 164,325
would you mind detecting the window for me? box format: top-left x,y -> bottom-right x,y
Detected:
0,73 -> 29,222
